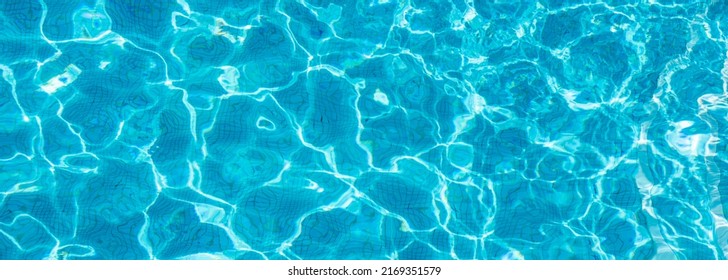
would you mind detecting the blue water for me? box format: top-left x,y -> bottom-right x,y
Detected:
1,0 -> 728,260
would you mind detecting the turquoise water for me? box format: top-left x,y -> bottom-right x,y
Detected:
1,0 -> 728,260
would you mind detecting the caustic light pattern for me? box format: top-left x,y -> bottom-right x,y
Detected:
1,0 -> 728,260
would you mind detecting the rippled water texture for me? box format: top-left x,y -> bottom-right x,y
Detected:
1,0 -> 728,260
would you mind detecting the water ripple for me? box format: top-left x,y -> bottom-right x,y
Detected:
0,0 -> 727,260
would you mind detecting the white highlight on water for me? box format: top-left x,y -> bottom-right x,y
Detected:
40,64 -> 82,94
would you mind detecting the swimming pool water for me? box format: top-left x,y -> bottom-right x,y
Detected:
1,0 -> 728,260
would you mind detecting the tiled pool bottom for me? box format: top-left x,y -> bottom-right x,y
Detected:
1,0 -> 728,259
